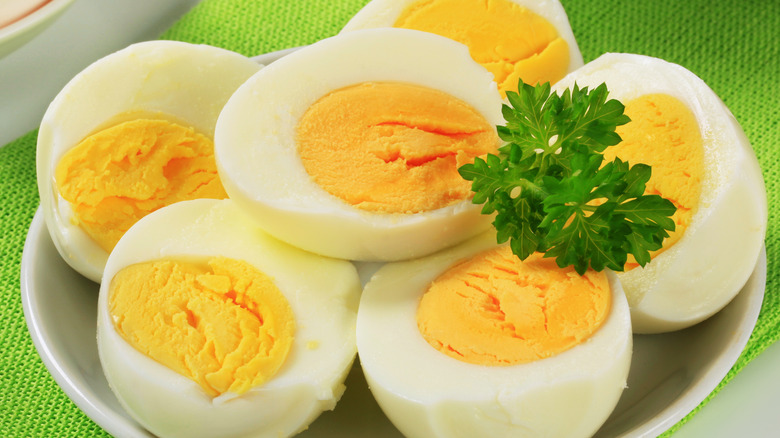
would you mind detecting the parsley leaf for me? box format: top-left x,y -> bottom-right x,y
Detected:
459,80 -> 677,275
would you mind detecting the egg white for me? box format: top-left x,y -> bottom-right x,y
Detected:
214,27 -> 504,262
96,199 -> 361,438
36,40 -> 261,283
552,53 -> 767,333
340,0 -> 584,79
357,232 -> 633,438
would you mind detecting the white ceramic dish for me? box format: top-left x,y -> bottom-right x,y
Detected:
20,47 -> 767,438
0,0 -> 75,59
20,205 -> 766,437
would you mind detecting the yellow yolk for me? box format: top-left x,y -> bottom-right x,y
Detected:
605,93 -> 704,269
416,247 -> 611,366
296,82 -> 500,214
108,257 -> 295,397
393,0 -> 570,95
55,118 -> 227,252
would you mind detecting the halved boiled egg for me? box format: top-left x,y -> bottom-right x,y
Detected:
214,28 -> 504,261
552,53 -> 767,333
357,232 -> 632,438
36,40 -> 261,282
340,0 -> 584,95
97,198 -> 361,438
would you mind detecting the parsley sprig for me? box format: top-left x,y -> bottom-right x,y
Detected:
459,81 -> 677,275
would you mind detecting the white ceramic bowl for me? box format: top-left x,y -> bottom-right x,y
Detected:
20,205 -> 765,437
20,47 -> 767,437
0,0 -> 76,59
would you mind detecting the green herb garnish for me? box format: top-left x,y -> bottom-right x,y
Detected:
458,80 -> 677,275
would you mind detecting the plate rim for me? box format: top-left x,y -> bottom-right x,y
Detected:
21,209 -> 152,438
628,245 -> 767,437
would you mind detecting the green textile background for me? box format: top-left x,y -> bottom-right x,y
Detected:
1,0 -> 777,436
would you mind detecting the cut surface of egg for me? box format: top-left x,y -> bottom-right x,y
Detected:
357,232 -> 632,438
97,198 -> 361,438
340,0 -> 584,95
552,53 -> 767,333
215,28 -> 504,261
36,40 -> 261,283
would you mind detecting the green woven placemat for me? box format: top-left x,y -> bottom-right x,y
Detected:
1,0 -> 778,436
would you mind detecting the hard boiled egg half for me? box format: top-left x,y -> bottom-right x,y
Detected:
37,40 -> 261,282
552,53 -> 767,333
97,198 -> 361,438
357,232 -> 632,438
340,0 -> 584,95
215,28 -> 504,261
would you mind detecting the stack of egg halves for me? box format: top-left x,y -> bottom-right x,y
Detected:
36,0 -> 766,437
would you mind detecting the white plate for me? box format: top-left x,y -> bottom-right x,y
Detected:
19,42 -> 767,438
20,206 -> 766,438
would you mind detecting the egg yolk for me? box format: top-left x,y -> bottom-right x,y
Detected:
55,118 -> 227,252
416,247 -> 611,366
605,93 -> 704,269
296,82 -> 500,214
109,257 -> 295,397
393,0 -> 570,95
